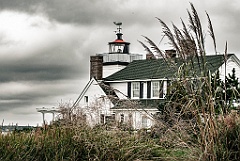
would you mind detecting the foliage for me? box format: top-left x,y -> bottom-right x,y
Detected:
211,68 -> 240,113
140,2 -> 240,161
226,68 -> 240,103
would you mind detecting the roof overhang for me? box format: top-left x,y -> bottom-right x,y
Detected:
104,78 -> 170,83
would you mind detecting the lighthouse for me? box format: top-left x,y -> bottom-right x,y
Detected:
108,22 -> 130,55
90,22 -> 142,80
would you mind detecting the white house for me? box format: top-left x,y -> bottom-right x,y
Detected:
75,24 -> 240,129
75,78 -> 114,127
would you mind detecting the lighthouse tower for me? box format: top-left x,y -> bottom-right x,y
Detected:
90,23 -> 142,80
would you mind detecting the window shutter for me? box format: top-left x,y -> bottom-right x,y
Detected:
140,82 -> 143,98
147,81 -> 151,98
127,82 -> 131,98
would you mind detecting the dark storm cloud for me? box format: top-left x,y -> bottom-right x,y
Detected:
0,40 -> 87,111
0,79 -> 82,112
1,0 -> 239,31
0,0 -> 119,25
0,42 -> 88,82
0,63 -> 77,82
0,18 -> 90,83
0,99 -> 40,112
0,0 -> 171,28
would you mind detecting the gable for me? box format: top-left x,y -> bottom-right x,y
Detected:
75,78 -> 109,107
218,54 -> 240,80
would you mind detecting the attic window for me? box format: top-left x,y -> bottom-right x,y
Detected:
84,96 -> 88,104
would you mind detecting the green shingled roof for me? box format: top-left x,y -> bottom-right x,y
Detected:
105,54 -> 232,81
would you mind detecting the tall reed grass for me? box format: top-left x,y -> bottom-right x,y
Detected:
140,2 -> 240,161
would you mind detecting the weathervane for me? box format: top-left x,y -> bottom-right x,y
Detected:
113,22 -> 122,33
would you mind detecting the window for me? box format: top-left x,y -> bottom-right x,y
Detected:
120,114 -> 124,124
152,81 -> 164,98
128,114 -> 133,127
100,114 -> 105,124
152,81 -> 160,98
84,96 -> 88,104
142,116 -> 148,128
106,114 -> 115,126
132,82 -> 140,98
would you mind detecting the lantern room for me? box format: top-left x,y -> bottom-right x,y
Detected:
108,22 -> 130,54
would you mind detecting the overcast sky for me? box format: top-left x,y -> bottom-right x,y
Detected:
0,0 -> 240,126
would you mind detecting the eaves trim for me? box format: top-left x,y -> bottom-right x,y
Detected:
104,78 -> 170,83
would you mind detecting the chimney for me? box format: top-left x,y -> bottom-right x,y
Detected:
90,55 -> 103,80
165,49 -> 176,58
146,53 -> 156,60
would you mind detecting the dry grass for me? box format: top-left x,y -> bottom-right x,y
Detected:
0,123 -> 197,161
